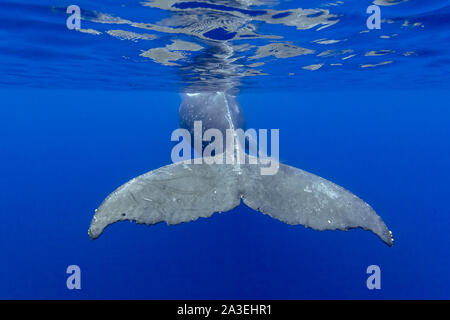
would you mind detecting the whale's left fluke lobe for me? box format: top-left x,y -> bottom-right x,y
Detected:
88,158 -> 241,240
88,156 -> 394,246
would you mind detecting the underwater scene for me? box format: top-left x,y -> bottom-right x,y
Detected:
0,0 -> 449,299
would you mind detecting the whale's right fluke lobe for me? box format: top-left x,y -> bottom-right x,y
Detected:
89,156 -> 393,246
241,158 -> 394,246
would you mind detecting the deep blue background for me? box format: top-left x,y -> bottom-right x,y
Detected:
0,89 -> 449,299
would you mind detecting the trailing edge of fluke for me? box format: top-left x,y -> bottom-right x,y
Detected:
88,155 -> 394,246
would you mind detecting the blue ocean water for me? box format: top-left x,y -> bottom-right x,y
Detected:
0,0 -> 449,299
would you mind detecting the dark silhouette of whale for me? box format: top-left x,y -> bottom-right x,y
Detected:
88,92 -> 393,246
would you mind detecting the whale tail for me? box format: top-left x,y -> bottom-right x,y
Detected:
88,156 -> 393,246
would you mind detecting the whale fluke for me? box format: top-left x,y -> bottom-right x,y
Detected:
88,156 -> 394,246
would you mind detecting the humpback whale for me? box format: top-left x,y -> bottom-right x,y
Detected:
88,91 -> 394,246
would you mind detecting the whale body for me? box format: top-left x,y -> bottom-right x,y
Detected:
88,92 -> 394,246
